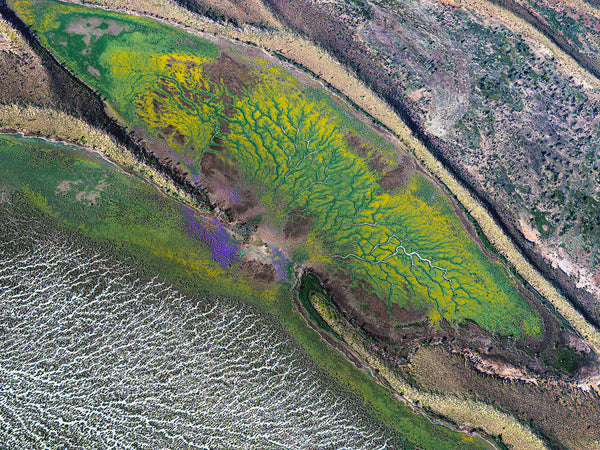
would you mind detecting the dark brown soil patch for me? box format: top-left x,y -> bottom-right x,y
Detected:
378,161 -> 413,193
200,151 -> 261,218
229,186 -> 260,216
345,132 -> 387,174
367,152 -> 388,174
203,53 -> 258,122
345,132 -> 369,157
204,53 -> 255,96
173,131 -> 186,147
283,210 -> 315,239
313,267 -> 429,346
161,124 -> 176,136
210,135 -> 226,152
390,302 -> 421,323
239,259 -> 276,284
158,124 -> 188,149
201,151 -> 236,178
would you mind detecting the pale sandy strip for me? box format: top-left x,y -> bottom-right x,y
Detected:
310,293 -> 548,450
0,104 -> 202,209
454,0 -> 600,96
0,16 -> 20,43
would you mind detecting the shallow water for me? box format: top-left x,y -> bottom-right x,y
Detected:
0,205 -> 399,449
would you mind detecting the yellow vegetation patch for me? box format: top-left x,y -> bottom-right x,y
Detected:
12,0 -> 545,337
21,184 -> 56,217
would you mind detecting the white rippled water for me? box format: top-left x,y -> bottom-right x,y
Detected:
0,206 -> 399,449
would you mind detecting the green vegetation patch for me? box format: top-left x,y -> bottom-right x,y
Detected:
10,0 -> 543,337
0,133 -> 491,449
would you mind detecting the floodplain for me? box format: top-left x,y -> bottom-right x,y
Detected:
10,0 -> 545,338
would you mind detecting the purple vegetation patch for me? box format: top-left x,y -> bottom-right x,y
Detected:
183,208 -> 239,267
271,247 -> 292,282
227,187 -> 242,205
190,171 -> 203,186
